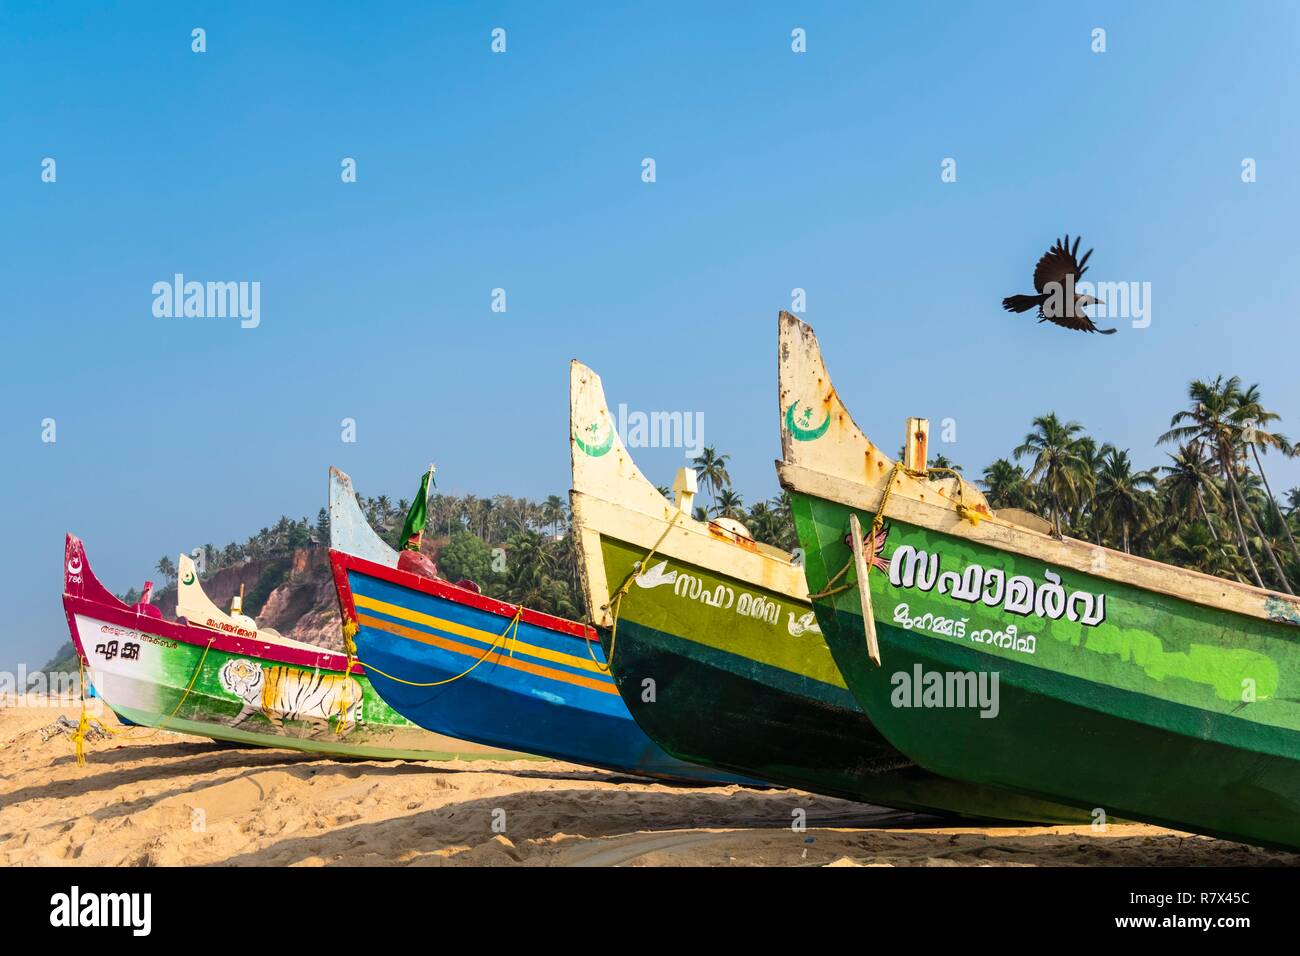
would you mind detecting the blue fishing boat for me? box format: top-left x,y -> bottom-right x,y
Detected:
327,467 -> 753,783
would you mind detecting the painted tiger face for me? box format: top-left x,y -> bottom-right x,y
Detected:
220,658 -> 264,702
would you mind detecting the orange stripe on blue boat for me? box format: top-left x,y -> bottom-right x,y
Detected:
352,591 -> 610,677
356,613 -> 619,696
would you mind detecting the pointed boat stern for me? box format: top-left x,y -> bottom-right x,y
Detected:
63,534 -> 124,608
569,360 -> 683,629
328,466 -> 399,568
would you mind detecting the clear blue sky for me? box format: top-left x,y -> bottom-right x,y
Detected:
4,2 -> 1299,672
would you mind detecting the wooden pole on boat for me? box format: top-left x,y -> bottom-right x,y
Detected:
848,512 -> 881,666
905,417 -> 929,472
671,467 -> 697,515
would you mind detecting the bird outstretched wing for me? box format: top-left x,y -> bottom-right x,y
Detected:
1031,234 -> 1093,294
1043,309 -> 1115,333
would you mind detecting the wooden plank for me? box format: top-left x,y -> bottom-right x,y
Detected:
848,513 -> 881,666
905,417 -> 928,473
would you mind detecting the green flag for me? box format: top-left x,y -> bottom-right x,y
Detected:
400,466 -> 435,551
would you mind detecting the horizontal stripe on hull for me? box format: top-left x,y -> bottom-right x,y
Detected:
352,590 -> 611,678
344,569 -> 752,784
356,612 -> 619,696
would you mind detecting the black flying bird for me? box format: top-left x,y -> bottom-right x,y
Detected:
1002,234 -> 1116,334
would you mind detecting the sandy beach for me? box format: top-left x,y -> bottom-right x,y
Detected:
2,702 -> 1293,867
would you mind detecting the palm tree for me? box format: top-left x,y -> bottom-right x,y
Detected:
542,495 -> 567,536
980,458 -> 1033,511
747,501 -> 776,542
1160,376 -> 1291,592
478,498 -> 496,544
1162,524 -> 1243,581
1235,383 -> 1300,568
549,529 -> 582,596
429,494 -> 458,538
691,447 -> 732,507
1071,437 -> 1116,535
1014,413 -> 1091,537
1092,449 -> 1157,553
714,489 -> 745,520
1160,444 -> 1225,540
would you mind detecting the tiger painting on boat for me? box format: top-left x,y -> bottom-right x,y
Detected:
219,658 -> 364,736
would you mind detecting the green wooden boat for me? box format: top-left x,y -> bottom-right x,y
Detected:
775,311 -> 1300,849
569,360 -> 1087,823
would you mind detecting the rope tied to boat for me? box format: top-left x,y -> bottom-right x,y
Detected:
339,603 -> 525,691
808,462 -> 903,601
916,465 -> 984,527
588,509 -> 683,674
145,637 -> 216,737
807,461 -> 986,667
71,656 -> 117,766
72,636 -> 216,763
809,461 -> 983,602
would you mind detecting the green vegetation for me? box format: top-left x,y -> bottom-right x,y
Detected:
979,376 -> 1298,593
142,375 -> 1299,625
39,641 -> 79,675
154,513 -> 324,585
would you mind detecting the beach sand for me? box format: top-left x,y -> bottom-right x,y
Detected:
2,703 -> 1294,867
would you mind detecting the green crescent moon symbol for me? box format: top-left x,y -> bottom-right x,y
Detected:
785,401 -> 830,442
182,571 -> 195,585
574,421 -> 614,457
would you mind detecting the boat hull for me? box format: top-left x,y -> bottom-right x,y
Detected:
588,531 -> 1088,821
331,550 -> 751,784
66,608 -> 494,761
789,490 -> 1300,849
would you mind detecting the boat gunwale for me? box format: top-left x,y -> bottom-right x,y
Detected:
329,548 -> 598,642
62,534 -> 359,673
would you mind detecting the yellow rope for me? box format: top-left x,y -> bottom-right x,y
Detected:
71,656 -> 117,766
809,463 -> 903,600
587,510 -> 683,674
917,465 -> 984,526
72,637 -> 215,763
141,637 -> 216,738
808,461 -> 980,601
342,604 -> 525,689
336,652 -> 358,736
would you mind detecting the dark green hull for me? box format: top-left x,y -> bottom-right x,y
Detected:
603,617 -> 1089,822
592,531 -> 1088,823
790,491 -> 1300,850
